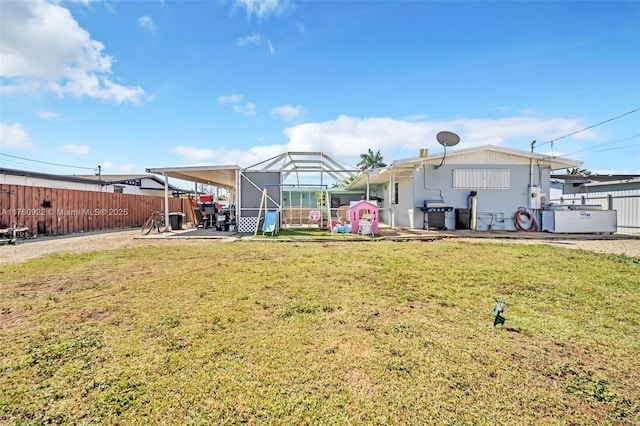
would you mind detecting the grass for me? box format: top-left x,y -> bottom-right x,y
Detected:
0,240 -> 639,425
253,228 -> 382,239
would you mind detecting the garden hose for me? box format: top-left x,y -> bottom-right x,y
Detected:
514,207 -> 537,232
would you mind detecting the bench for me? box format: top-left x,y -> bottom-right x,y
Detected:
282,207 -> 317,226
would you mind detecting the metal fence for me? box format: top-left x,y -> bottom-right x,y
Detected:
550,190 -> 640,234
1,183 -> 187,236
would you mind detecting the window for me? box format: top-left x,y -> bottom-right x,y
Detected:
113,185 -> 124,194
394,182 -> 399,205
453,169 -> 510,189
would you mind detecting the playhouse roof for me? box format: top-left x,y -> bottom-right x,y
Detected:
350,200 -> 379,209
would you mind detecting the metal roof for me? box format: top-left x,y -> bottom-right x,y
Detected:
348,145 -> 583,188
72,173 -> 181,189
146,152 -> 360,188
145,164 -> 241,188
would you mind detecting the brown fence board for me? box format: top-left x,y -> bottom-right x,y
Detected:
1,184 -> 187,236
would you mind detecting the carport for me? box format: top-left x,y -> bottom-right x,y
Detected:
146,152 -> 360,232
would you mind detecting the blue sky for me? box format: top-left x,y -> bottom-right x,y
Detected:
1,0 -> 639,182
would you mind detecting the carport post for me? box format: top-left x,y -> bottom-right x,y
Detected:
164,173 -> 170,232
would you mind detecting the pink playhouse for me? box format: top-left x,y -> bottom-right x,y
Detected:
349,200 -> 379,235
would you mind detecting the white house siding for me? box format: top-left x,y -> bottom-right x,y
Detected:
399,163 -> 552,231
1,174 -> 103,191
552,189 -> 640,234
1,172 -> 171,196
423,150 -> 534,166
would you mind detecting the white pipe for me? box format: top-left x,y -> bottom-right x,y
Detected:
366,170 -> 370,201
470,195 -> 477,231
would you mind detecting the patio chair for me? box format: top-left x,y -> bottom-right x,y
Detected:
336,205 -> 350,223
358,213 -> 375,236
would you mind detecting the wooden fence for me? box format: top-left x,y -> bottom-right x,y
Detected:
1,184 -> 188,236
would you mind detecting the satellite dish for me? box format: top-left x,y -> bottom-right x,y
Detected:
436,131 -> 460,147
434,131 -> 460,169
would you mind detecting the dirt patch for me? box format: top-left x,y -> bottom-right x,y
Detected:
1,229 -> 639,265
0,229 -> 204,265
453,237 -> 640,257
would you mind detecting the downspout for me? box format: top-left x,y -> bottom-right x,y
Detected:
366,170 -> 370,201
390,174 -> 395,228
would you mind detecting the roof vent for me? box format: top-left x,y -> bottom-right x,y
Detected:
419,148 -> 429,157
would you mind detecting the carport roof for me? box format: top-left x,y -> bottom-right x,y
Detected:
146,152 -> 360,188
145,165 -> 240,188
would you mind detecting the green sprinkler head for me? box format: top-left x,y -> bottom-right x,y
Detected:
493,298 -> 507,327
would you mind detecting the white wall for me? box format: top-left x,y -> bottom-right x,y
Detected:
396,163 -> 553,231
1,175 -> 103,191
1,174 -> 167,196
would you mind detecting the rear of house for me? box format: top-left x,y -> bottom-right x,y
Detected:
349,145 -> 582,232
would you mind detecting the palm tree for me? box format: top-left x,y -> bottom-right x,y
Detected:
357,149 -> 386,170
566,167 -> 591,176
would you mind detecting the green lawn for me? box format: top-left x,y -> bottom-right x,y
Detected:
1,240 -> 638,425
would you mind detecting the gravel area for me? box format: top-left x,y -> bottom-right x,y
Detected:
1,228 -> 639,265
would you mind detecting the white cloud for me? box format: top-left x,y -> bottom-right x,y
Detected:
119,164 -> 135,172
234,0 -> 292,21
297,23 -> 307,34
171,144 -> 287,167
218,93 -> 256,116
0,122 -> 33,149
271,104 -> 307,122
61,143 -> 90,154
237,33 -> 275,55
0,0 -> 145,104
282,115 -> 600,166
100,161 -> 115,170
234,102 -> 256,116
218,94 -> 244,105
137,15 -> 158,34
401,114 -> 429,122
237,34 -> 262,47
170,146 -> 221,163
171,114 -> 602,170
37,111 -> 62,121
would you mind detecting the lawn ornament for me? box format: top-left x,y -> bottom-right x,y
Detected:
493,299 -> 507,326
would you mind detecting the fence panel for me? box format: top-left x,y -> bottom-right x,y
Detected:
1,184 -> 187,236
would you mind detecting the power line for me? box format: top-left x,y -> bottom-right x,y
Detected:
562,134 -> 640,157
589,142 -> 640,154
0,152 -> 96,171
535,108 -> 640,149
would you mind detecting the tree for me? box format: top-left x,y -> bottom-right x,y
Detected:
566,167 -> 591,176
357,149 -> 386,170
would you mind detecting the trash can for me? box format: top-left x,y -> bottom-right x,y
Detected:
455,208 -> 470,230
169,212 -> 184,230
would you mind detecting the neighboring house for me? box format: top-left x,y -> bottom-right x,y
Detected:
551,174 -> 640,234
347,145 -> 582,231
0,168 -> 186,196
